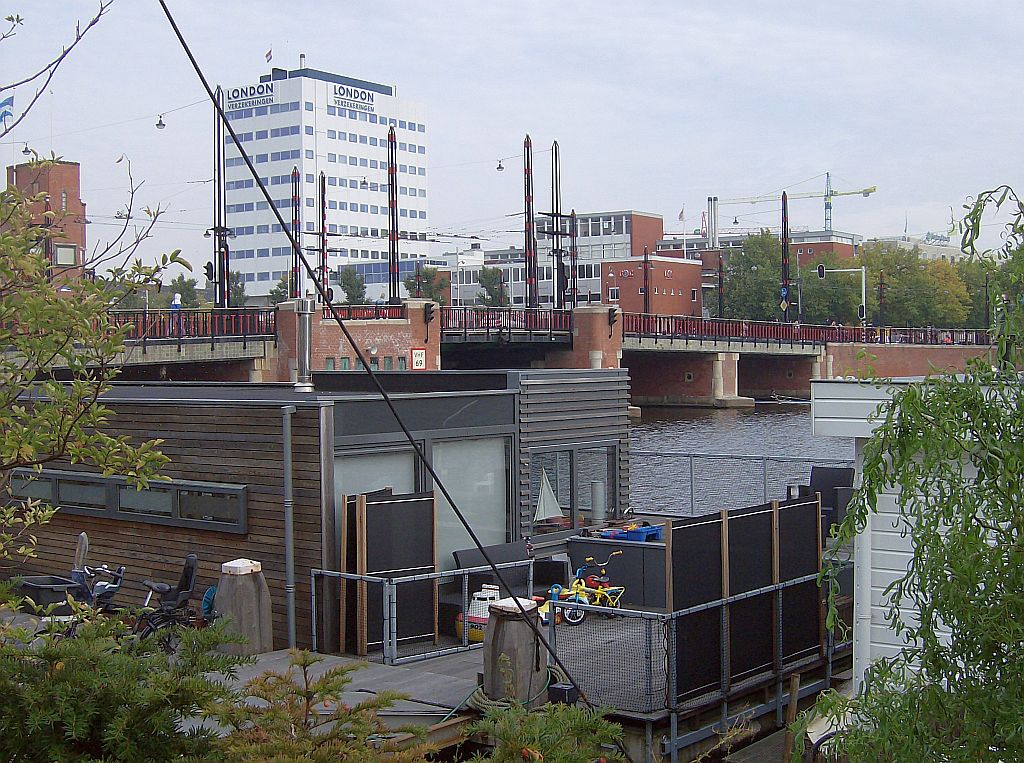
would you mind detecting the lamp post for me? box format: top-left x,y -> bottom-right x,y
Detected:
204,225 -> 235,307
642,246 -> 652,314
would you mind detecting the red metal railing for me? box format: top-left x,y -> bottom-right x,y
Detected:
622,313 -> 992,347
108,308 -> 276,341
441,306 -> 574,337
323,304 -> 407,320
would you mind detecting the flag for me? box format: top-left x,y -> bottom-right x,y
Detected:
0,95 -> 14,122
265,48 -> 273,63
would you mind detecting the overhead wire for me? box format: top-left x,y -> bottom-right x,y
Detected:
0,97 -> 206,146
154,4 -> 624,747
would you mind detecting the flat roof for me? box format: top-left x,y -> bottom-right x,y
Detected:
258,66 -> 394,96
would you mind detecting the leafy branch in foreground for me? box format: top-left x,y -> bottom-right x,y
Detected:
1,163 -> 187,566
800,186 -> 1024,762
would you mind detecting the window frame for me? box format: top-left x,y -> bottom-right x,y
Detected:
11,467 -> 248,534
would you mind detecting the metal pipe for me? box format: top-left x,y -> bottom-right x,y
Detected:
282,405 -> 297,648
294,297 -> 315,391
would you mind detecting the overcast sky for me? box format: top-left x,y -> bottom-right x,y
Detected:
2,1 -> 1021,274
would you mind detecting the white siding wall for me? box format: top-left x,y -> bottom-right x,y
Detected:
813,378 -> 949,688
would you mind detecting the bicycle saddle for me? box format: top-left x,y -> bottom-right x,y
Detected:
143,580 -> 171,595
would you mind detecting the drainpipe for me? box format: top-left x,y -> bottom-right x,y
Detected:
281,404 -> 297,648
294,296 -> 315,391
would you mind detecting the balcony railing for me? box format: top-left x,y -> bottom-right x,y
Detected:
622,313 -> 992,347
108,308 -> 276,341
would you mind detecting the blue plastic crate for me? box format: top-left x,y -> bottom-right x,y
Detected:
622,525 -> 663,542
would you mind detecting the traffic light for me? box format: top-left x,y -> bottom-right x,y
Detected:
204,261 -> 216,283
817,263 -> 826,280
608,307 -> 619,338
424,303 -> 436,324
858,303 -> 866,321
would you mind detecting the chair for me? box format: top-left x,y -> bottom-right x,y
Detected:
795,466 -> 855,512
143,554 -> 198,612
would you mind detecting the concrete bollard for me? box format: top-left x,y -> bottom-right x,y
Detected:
216,558 -> 274,655
483,597 -> 547,709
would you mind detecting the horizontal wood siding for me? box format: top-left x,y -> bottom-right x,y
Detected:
14,402 -> 326,650
514,370 -> 631,536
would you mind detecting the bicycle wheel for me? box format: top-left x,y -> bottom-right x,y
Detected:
561,595 -> 587,625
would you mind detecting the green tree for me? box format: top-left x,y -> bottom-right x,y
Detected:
857,242 -> 972,327
722,231 -> 783,321
404,265 -> 450,306
798,252 -> 860,324
468,702 -> 624,763
0,613 -> 243,762
956,257 -> 998,329
208,649 -> 429,763
228,270 -> 248,306
0,172 -> 176,565
804,185 -> 1024,762
337,266 -> 367,304
267,274 -> 290,305
478,265 -> 506,306
160,273 -> 200,308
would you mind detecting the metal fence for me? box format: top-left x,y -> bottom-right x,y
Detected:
441,306 -> 574,342
622,313 -> 991,347
630,451 -> 855,516
546,568 -> 853,754
310,559 -> 534,665
323,304 -> 407,320
108,308 -> 276,345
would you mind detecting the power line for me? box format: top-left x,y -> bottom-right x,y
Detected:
0,97 -> 206,146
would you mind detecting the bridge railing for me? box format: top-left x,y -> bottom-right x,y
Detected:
323,304 -> 407,320
441,306 -> 574,336
623,313 -> 992,346
108,308 -> 276,341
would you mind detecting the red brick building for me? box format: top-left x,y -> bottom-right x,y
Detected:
6,160 -> 87,282
600,254 -> 703,315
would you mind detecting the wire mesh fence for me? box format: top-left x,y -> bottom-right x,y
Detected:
630,451 -> 855,516
546,603 -> 669,715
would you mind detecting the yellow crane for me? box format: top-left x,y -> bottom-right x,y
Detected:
718,172 -> 876,231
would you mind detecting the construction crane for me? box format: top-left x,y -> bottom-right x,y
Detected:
718,172 -> 877,231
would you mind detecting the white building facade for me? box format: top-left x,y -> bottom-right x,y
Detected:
221,66 -> 429,298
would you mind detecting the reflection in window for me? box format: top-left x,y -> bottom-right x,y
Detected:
58,479 -> 106,510
531,451 -> 571,533
10,474 -> 53,502
118,485 -> 174,517
179,490 -> 240,524
575,447 -> 615,526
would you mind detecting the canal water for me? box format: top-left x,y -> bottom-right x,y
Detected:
628,403 -> 855,516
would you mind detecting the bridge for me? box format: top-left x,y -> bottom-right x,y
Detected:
95,305 -> 992,403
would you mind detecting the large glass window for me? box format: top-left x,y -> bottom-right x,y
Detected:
334,450 -> 416,497
432,438 -> 509,570
531,445 -> 617,533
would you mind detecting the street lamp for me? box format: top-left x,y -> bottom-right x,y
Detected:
204,225 -> 236,308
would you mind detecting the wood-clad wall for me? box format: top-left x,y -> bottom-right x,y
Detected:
15,402 -> 326,650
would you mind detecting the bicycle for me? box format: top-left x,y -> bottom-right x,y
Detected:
131,554 -> 199,652
549,551 -> 625,626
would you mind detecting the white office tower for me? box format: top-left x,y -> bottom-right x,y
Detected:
221,65 -> 429,298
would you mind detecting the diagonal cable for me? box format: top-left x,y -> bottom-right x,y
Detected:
155,2 -> 631,748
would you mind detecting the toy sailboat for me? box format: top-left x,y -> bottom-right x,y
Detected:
534,468 -> 565,523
